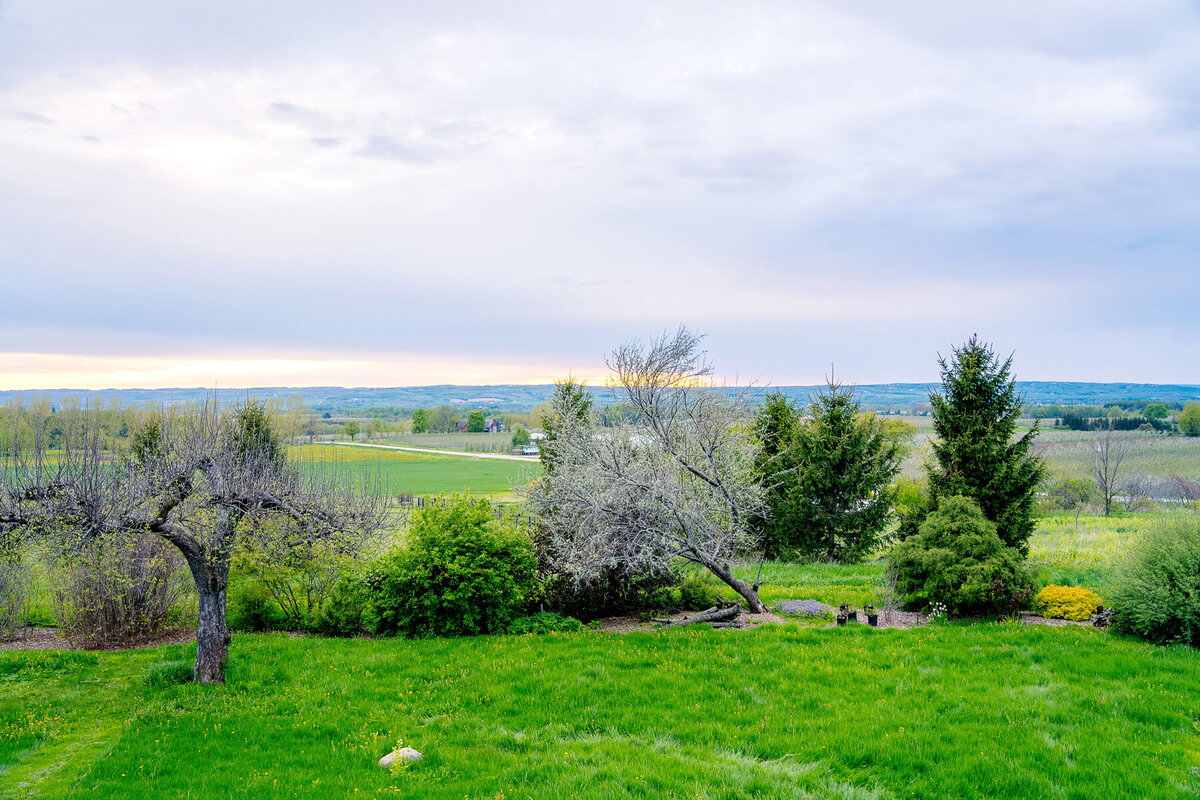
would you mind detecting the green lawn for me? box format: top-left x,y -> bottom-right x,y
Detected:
3,624 -> 1199,799
291,444 -> 541,498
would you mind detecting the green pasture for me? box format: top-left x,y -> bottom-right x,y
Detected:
379,432 -> 523,454
291,444 -> 541,498
4,622 -> 1199,799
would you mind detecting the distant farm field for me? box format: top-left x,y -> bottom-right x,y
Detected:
1034,432 -> 1200,483
900,428 -> 1200,485
290,443 -> 541,498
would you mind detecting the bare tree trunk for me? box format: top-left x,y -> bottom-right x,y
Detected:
190,559 -> 230,684
695,554 -> 767,613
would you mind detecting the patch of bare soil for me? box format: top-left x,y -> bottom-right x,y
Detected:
0,627 -> 68,651
0,626 -> 195,652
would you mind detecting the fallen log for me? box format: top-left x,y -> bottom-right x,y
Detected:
653,605 -> 741,629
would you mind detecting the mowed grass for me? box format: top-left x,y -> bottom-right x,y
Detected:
713,562 -> 886,610
290,444 -> 541,498
4,624 -> 1200,799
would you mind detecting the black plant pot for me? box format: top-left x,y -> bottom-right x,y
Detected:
848,611 -> 858,623
836,615 -> 848,626
867,614 -> 878,627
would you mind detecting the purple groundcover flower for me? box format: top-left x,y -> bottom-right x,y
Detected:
775,600 -> 831,617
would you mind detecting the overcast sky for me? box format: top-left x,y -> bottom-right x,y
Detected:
1,1 -> 1197,389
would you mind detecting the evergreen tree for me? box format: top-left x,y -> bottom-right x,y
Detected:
925,336 -> 1045,555
788,380 -> 904,561
539,377 -> 592,475
753,383 -> 906,561
752,392 -> 804,558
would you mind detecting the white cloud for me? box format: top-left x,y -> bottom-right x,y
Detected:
0,1 -> 1197,385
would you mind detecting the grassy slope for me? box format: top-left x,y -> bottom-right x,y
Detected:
3,625 -> 1199,799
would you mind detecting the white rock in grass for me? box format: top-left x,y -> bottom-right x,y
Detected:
379,747 -> 423,768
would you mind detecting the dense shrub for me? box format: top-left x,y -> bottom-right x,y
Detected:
1033,585 -> 1103,621
53,536 -> 188,648
1109,516 -> 1200,645
679,572 -> 721,611
227,580 -> 282,632
538,567 -> 679,621
507,611 -> 584,634
314,572 -> 372,636
367,495 -> 537,637
233,537 -> 361,632
891,495 -> 1032,615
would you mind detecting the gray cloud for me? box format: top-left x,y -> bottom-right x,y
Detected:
357,135 -> 438,163
2,110 -> 55,124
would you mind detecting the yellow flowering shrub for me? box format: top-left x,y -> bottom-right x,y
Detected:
1033,585 -> 1103,621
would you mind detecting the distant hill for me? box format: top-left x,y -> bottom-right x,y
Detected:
1,382 -> 1197,413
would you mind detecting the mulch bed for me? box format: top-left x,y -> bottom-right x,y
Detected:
0,626 -> 195,652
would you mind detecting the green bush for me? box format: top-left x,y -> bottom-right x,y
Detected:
228,580 -> 281,633
232,533 -> 363,633
891,495 -> 1032,615
366,495 -> 537,637
679,573 -> 721,611
314,573 -> 371,637
507,612 -> 584,634
1109,516 -> 1200,645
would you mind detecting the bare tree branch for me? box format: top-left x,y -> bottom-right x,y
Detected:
0,399 -> 383,683
526,327 -> 768,612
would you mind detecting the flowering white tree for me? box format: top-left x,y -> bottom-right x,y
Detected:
526,327 -> 768,612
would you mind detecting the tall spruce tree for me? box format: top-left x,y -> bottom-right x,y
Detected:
752,392 -> 804,558
790,380 -> 904,561
925,336 -> 1045,555
753,382 -> 906,561
538,377 -> 592,475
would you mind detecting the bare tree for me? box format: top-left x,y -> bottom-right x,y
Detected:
526,327 -> 769,612
1093,426 -> 1132,516
1,400 -> 382,683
